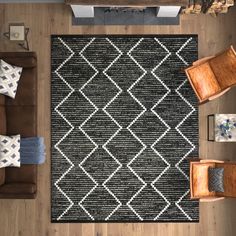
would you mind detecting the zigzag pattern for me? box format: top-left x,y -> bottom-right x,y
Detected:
126,38 -> 173,220
150,38 -> 171,220
102,38 -> 123,220
174,37 -> 196,221
78,38 -> 99,220
54,37 -> 75,220
126,38 -> 148,220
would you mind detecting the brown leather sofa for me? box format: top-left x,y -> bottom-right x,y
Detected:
0,52 -> 37,199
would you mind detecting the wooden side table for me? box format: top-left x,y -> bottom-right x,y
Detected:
207,114 -> 236,142
3,23 -> 29,51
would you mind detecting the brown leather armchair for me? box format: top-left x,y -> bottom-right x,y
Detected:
185,46 -> 236,104
0,52 -> 37,199
190,159 -> 236,202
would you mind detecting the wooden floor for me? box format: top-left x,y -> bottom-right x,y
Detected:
0,4 -> 236,236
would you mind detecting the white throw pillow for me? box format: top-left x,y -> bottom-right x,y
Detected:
0,60 -> 22,98
0,135 -> 21,168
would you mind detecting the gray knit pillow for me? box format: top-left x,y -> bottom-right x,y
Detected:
208,167 -> 224,192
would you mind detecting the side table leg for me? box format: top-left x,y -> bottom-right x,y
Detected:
18,28 -> 29,51
207,114 -> 215,141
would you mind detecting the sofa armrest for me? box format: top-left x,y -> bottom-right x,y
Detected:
0,168 -> 5,186
0,52 -> 37,68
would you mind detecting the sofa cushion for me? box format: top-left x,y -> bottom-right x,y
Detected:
0,168 -> 5,186
0,52 -> 37,68
6,67 -> 37,106
0,95 -> 5,105
0,106 -> 6,135
6,105 -> 37,137
5,164 -> 37,184
0,183 -> 36,194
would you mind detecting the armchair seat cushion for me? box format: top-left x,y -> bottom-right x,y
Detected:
209,48 -> 236,88
6,106 -> 37,137
0,106 -> 6,135
0,183 -> 36,194
187,62 -> 221,101
0,95 -> 5,105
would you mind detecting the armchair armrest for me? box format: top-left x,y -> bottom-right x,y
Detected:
200,159 -> 225,163
208,87 -> 231,101
0,168 -> 5,186
192,56 -> 215,66
200,197 -> 225,202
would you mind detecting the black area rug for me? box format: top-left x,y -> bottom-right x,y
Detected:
51,35 -> 199,223
72,8 -> 179,25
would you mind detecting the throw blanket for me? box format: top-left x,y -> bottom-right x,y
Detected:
20,137 -> 45,164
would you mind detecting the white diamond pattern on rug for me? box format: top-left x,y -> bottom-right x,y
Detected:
51,35 -> 199,222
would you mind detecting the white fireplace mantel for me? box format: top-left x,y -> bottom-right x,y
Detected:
70,5 -> 181,18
